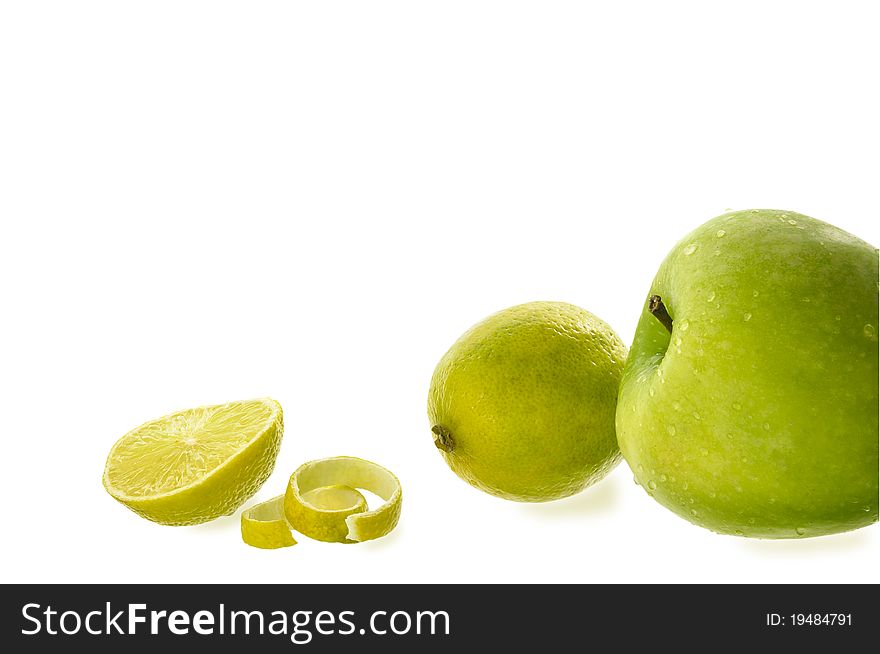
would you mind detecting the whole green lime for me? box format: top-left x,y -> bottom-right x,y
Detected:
428,301 -> 627,502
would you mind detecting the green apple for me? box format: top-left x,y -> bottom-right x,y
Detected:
617,209 -> 878,538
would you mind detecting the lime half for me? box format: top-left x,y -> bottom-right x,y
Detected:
103,398 -> 283,525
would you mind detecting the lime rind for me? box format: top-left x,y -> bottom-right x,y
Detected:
240,495 -> 297,549
285,457 -> 402,543
302,484 -> 368,512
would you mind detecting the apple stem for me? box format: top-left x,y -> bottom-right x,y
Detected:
431,425 -> 454,453
648,295 -> 674,333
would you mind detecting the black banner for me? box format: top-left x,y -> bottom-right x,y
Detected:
1,584 -> 874,650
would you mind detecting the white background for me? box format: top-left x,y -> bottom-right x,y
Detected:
1,1 -> 878,584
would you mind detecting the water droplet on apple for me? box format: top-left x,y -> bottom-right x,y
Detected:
716,229 -> 726,238
683,243 -> 698,256
647,480 -> 658,491
649,387 -> 655,397
835,314 -> 841,321
690,509 -> 699,517
706,291 -> 716,302
743,312 -> 752,321
787,219 -> 798,225
659,474 -> 667,482
768,498 -> 776,504
633,475 -> 640,486
667,425 -> 676,436
732,402 -> 742,410
692,411 -> 701,420
638,464 -> 644,473
752,290 -> 759,297
679,320 -> 690,331
741,457 -> 748,463
672,401 -> 682,411
674,337 -> 682,347
762,422 -> 770,431
802,296 -> 811,303
795,527 -> 806,536
709,491 -> 716,498
682,481 -> 689,490
734,529 -> 744,536
864,324 -> 877,341
713,249 -> 721,256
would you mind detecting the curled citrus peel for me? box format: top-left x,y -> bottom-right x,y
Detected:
240,456 -> 401,548
240,495 -> 297,549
